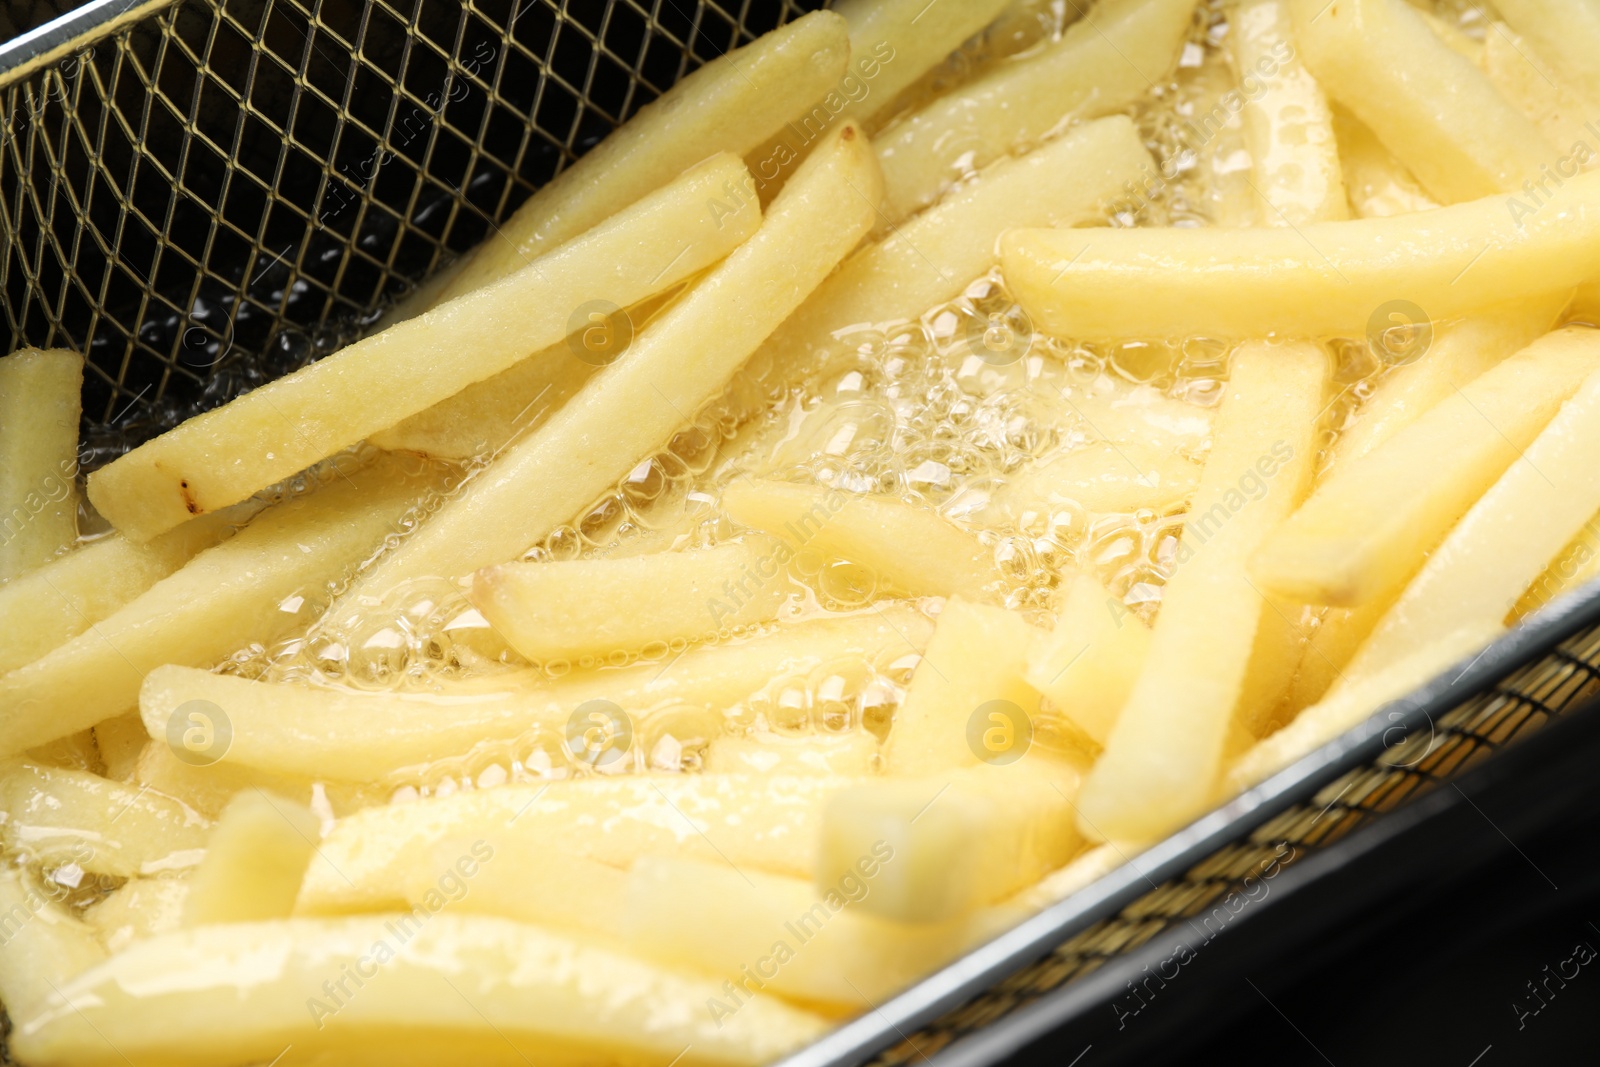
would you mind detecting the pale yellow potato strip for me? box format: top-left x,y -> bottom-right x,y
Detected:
182,790 -> 320,925
88,156 -> 760,542
1343,358 -> 1600,683
1002,170 -> 1600,340
1229,0 -> 1347,226
1516,510 -> 1600,620
992,441 -> 1201,521
1254,328 -> 1600,607
723,479 -> 995,600
1481,25 -> 1599,152
0,870 -> 106,1023
132,740 -> 375,822
472,538 -> 789,663
83,874 -> 190,954
1076,343 -> 1326,843
1328,302 -> 1566,472
400,845 -> 626,943
1330,106 -> 1439,219
0,348 -> 82,580
626,855 -> 1011,1010
12,914 -> 826,1067
1493,0 -> 1600,108
1008,842 -> 1138,913
1,761 -> 209,878
748,0 -> 1011,180
871,0 -> 1195,220
817,757 -> 1081,923
0,507 -> 249,677
299,775 -> 851,914
1291,0 -> 1551,203
1228,624 -> 1500,792
142,609 -> 929,782
762,115 -> 1151,384
1024,573 -> 1151,747
328,125 -> 880,620
886,597 -> 1042,774
415,11 -> 850,311
0,460 -> 431,754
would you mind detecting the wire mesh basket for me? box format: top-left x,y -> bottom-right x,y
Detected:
6,1 -> 1600,1064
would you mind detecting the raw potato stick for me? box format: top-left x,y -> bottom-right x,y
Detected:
1493,0 -> 1600,108
472,538 -> 790,664
1229,0 -> 1348,226
1253,328 -> 1600,607
140,608 -> 931,781
0,460 -> 432,754
1075,342 -> 1326,843
0,348 -> 82,580
1291,0 -> 1552,203
871,0 -> 1196,221
991,441 -> 1201,520
12,914 -> 827,1067
886,596 -> 1043,774
0,506 -> 251,677
182,790 -> 321,925
1341,352 -> 1600,683
816,757 -> 1082,922
743,116 -> 1152,398
326,124 -> 882,621
1001,170 -> 1600,340
0,870 -> 105,1022
722,479 -> 995,600
1330,106 -> 1439,219
298,775 -> 852,914
1024,573 -> 1152,747
408,11 -> 851,312
87,156 -> 761,542
703,731 -> 881,777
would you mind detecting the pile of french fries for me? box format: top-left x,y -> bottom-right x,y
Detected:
3,0 -> 1600,1063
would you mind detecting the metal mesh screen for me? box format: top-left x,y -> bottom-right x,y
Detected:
0,0 -> 822,460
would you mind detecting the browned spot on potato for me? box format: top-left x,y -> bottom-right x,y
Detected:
179,480 -> 201,515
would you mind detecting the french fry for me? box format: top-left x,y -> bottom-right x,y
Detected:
1330,107 -> 1439,218
886,597 -> 1042,774
12,914 -> 828,1067
367,334 -> 595,460
764,116 -> 1151,386
140,608 -> 930,782
183,790 -> 321,925
327,125 -> 881,620
1001,170 -> 1600,340
83,873 -> 190,953
723,479 -> 995,600
1228,0 -> 1348,226
88,156 -> 760,542
704,732 -> 880,777
746,0 -> 1012,186
401,843 -> 626,943
0,459 -> 432,755
1481,23 -> 1600,152
1067,381 -> 1217,456
299,774 -> 853,914
816,756 -> 1081,922
992,442 -> 1201,521
0,761 -> 210,877
1340,360 -> 1600,684
1254,328 -> 1600,607
1231,595 -> 1309,738
1006,842 -> 1138,913
472,538 -> 791,664
0,870 -> 106,1021
0,507 -> 248,677
1291,0 -> 1552,203
1024,574 -> 1151,747
625,855 -> 1010,1011
1493,0 -> 1600,109
870,0 -> 1195,221
1227,623 -> 1500,791
406,11 -> 850,312
132,740 -> 373,822
1327,302 -> 1566,472
1515,509 -> 1600,620
1076,343 -> 1326,843
0,348 -> 82,580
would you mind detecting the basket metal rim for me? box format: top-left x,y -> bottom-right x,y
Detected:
777,576 -> 1600,1067
0,0 -> 178,89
